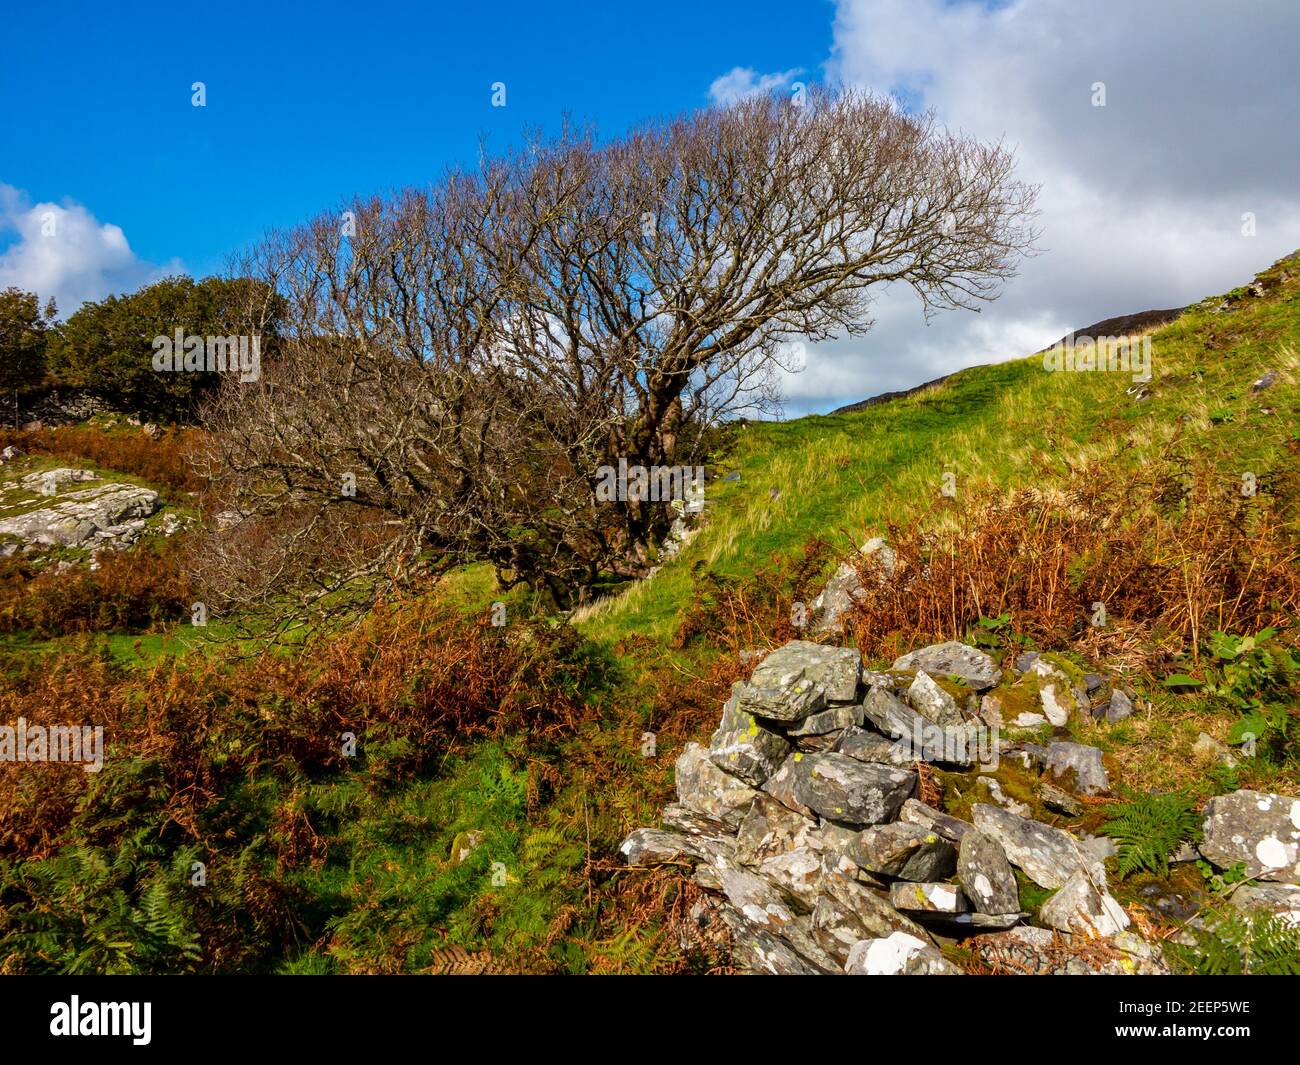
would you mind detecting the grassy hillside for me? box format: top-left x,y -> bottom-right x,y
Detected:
581,251 -> 1299,647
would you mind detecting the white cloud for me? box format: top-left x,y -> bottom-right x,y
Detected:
708,66 -> 805,107
772,0 -> 1300,414
0,183 -> 182,317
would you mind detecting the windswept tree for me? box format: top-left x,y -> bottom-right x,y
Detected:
197,89 -> 1038,623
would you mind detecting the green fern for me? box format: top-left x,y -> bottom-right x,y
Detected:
1101,787 -> 1202,878
1167,909 -> 1300,975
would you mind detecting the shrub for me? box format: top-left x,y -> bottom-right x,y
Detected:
0,601 -> 614,973
0,538 -> 193,638
0,423 -> 208,499
1101,787 -> 1202,878
43,276 -> 281,421
0,287 -> 55,393
1166,909 -> 1300,975
845,458 -> 1300,666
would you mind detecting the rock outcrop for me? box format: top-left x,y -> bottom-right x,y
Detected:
620,637 -> 1157,974
809,538 -> 897,632
0,474 -> 162,556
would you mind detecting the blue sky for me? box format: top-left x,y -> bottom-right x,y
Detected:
1,0 -> 834,277
3,1 -> 1298,413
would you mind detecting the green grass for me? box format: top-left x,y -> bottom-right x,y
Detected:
577,254 -> 1300,648
0,630 -> 174,661
272,738 -> 601,974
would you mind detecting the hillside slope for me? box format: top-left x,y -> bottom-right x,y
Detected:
827,308 -> 1187,417
580,251 -> 1298,650
560,249 -> 1300,974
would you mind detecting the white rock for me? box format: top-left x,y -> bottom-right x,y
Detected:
1040,864 -> 1129,937
844,931 -> 962,975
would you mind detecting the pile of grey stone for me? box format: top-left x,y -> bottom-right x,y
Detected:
620,637 -> 1300,975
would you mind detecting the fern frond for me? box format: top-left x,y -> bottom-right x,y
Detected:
1102,787 -> 1202,878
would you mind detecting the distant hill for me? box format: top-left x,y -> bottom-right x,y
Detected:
1034,305 -> 1188,352
827,305 -> 1187,416
827,370 -> 963,416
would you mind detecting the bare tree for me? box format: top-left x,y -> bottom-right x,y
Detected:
196,88 -> 1037,624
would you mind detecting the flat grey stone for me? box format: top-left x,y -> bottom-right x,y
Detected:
718,867 -> 797,932
1080,835 -> 1118,863
760,755 -> 816,817
811,869 -> 929,964
1103,688 -> 1134,722
621,826 -> 739,885
972,804 -> 1091,889
892,641 -> 1002,690
1040,863 -> 1129,937
788,751 -> 916,826
708,694 -> 792,785
660,803 -> 732,837
734,673 -> 825,724
1037,781 -> 1085,816
619,828 -> 704,866
851,822 -> 956,880
734,794 -> 817,866
898,798 -> 974,843
755,846 -> 825,912
718,906 -> 832,975
844,931 -> 962,975
808,823 -> 883,884
675,742 -> 759,828
834,725 -> 914,766
861,686 -> 988,767
787,701 -> 863,737
749,639 -> 862,704
1044,741 -> 1110,796
20,467 -> 97,490
958,830 -> 1020,914
890,881 -> 969,914
861,669 -> 908,694
1200,789 -> 1300,884
792,731 -> 840,753
907,669 -> 965,727
718,870 -> 839,971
